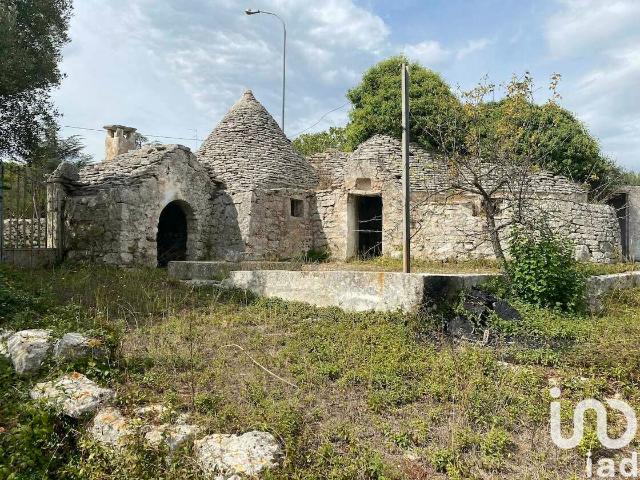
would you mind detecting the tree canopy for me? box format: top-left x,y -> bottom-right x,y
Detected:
292,127 -> 347,157
472,96 -> 619,192
0,0 -> 72,160
344,56 -> 462,151
293,56 -> 620,192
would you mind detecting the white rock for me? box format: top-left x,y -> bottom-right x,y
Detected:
54,332 -> 103,361
176,412 -> 191,425
133,403 -> 169,420
7,329 -> 52,374
30,372 -> 114,417
145,423 -> 201,451
0,329 -> 15,357
90,407 -> 131,446
195,431 -> 281,477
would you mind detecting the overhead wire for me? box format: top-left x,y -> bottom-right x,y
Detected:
61,125 -> 201,143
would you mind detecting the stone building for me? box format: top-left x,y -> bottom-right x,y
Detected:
610,186 -> 640,262
49,90 -> 635,266
197,90 -> 317,260
311,135 -> 624,263
49,144 -> 217,266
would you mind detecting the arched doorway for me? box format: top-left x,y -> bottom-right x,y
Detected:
157,201 -> 190,267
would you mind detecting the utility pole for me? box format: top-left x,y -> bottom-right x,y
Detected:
401,63 -> 411,273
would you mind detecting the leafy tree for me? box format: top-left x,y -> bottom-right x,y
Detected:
344,57 -> 618,192
0,0 -> 72,160
475,99 -> 619,193
621,169 -> 640,186
345,56 -> 462,151
422,74 -> 586,270
31,129 -> 93,171
292,127 -> 348,156
134,132 -> 149,149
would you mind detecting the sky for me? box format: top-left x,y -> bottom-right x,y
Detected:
54,0 -> 640,171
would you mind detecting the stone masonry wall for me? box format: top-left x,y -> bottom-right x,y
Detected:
209,188 -> 315,261
312,188 -> 622,263
2,218 -> 48,248
63,146 -> 219,266
311,136 -> 622,263
246,189 -> 315,260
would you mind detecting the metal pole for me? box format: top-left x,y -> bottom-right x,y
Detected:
282,23 -> 286,133
246,10 -> 286,132
401,64 -> 411,273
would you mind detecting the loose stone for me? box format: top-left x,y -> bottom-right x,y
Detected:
30,372 -> 114,418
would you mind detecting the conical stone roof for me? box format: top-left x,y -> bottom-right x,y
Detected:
197,90 -> 317,191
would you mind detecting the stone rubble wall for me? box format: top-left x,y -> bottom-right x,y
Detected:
341,135 -> 588,200
62,146 -> 219,266
245,188 -> 315,260
308,150 -> 348,189
312,188 -> 622,263
207,189 -> 249,261
311,189 -> 344,254
310,135 -> 622,263
2,218 -> 48,248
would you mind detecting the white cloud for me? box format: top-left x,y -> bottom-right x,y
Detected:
305,0 -> 390,52
546,0 -> 640,170
404,40 -> 449,65
566,46 -> 640,169
546,0 -> 640,57
456,38 -> 491,59
53,0 -> 390,160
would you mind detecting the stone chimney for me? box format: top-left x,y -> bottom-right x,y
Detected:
104,125 -> 137,160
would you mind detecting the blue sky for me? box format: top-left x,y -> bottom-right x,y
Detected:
54,0 -> 640,171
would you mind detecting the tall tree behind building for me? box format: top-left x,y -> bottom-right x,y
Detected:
345,55 -> 463,151
0,0 -> 72,161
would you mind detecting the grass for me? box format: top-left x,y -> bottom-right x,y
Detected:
303,255 -> 638,276
307,256 -> 501,273
1,264 -> 640,479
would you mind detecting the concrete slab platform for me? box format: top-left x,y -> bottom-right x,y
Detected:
586,271 -> 640,312
168,261 -> 497,312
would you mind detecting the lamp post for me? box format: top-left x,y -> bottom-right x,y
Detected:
245,8 -> 286,133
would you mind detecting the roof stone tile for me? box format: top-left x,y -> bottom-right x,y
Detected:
197,90 -> 317,191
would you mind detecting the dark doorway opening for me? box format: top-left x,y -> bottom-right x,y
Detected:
356,195 -> 382,258
608,193 -> 630,260
157,201 -> 189,267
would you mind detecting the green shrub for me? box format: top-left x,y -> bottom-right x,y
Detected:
508,228 -> 586,312
0,402 -> 76,479
0,273 -> 43,321
429,447 -> 457,473
481,426 -> 513,462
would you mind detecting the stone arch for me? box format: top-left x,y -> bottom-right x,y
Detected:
156,200 -> 195,267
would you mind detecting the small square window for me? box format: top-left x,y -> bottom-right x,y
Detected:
290,198 -> 304,218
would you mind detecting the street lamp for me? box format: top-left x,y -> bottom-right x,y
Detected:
245,8 -> 286,133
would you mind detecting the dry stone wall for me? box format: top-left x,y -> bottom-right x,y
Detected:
59,145 -> 219,266
2,218 -> 48,248
310,135 -> 622,263
245,189 -> 315,259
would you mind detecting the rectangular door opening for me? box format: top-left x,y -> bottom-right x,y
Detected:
355,195 -> 382,258
608,193 -> 630,260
